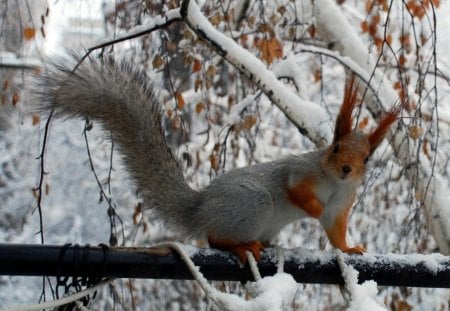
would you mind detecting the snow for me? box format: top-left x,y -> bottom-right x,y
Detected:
310,0 -> 450,258
1,0 -> 450,309
362,252 -> 449,275
245,273 -> 299,311
340,264 -> 386,311
307,0 -> 398,111
226,94 -> 258,125
427,175 -> 450,255
185,0 -> 330,146
195,272 -> 298,311
283,247 -> 334,267
166,242 -> 299,311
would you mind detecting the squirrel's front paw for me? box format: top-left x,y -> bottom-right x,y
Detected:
342,244 -> 366,254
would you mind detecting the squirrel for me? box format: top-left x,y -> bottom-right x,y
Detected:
33,53 -> 400,263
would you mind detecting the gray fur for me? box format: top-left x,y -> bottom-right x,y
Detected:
32,54 -> 359,245
32,53 -> 201,235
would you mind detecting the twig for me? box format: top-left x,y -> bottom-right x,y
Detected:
180,0 -> 329,146
87,9 -> 182,53
82,122 -> 125,246
34,110 -> 54,245
34,110 -> 55,303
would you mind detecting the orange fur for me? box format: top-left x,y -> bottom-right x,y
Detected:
323,196 -> 365,254
210,78 -> 398,260
287,178 -> 324,218
208,235 -> 264,263
368,105 -> 401,154
334,77 -> 359,143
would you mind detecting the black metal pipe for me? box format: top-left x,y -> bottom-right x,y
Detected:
0,243 -> 448,288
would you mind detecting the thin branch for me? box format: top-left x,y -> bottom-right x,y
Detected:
180,0 -> 329,147
310,0 -> 450,254
33,110 -> 54,304
82,121 -> 125,246
34,110 -> 54,244
294,44 -> 385,110
87,8 -> 182,52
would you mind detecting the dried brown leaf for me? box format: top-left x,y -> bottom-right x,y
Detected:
175,91 -> 185,110
32,114 -> 41,126
192,59 -> 202,73
195,102 -> 205,114
209,154 -> 219,172
408,125 -> 423,140
358,117 -> 369,130
152,55 -> 164,69
23,27 -> 36,40
255,37 -> 283,65
195,76 -> 203,92
12,90 -> 20,106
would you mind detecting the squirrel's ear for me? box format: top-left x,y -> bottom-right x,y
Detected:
368,104 -> 401,155
333,77 -> 359,144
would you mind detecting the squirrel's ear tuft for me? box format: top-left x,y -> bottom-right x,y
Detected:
368,104 -> 401,154
333,76 -> 359,144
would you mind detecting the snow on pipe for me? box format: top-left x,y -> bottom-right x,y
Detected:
0,243 -> 449,288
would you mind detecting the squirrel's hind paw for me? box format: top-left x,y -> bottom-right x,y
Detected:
208,238 -> 265,264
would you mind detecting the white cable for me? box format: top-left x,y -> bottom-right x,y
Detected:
158,242 -> 249,311
275,246 -> 285,274
246,251 -> 262,281
335,250 -> 352,304
157,242 -> 216,295
0,278 -> 112,311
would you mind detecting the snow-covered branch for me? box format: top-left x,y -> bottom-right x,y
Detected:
85,1 -> 331,146
83,0 -> 448,256
180,0 -> 330,146
306,0 -> 450,254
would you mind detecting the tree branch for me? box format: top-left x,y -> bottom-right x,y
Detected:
308,0 -> 450,254
87,8 -> 182,52
180,0 -> 330,146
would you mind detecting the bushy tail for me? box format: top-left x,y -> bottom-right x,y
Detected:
33,53 -> 200,235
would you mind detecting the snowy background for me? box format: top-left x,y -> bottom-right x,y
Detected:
0,0 -> 449,310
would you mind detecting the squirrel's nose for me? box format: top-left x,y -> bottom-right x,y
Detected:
342,165 -> 352,175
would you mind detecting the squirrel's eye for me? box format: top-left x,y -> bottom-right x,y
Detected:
333,143 -> 340,154
364,156 -> 369,164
